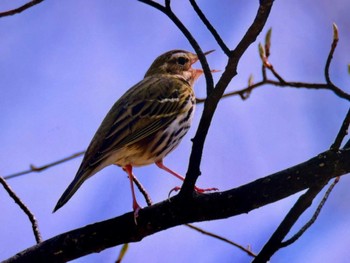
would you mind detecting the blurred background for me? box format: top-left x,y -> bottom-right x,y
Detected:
1,0 -> 350,262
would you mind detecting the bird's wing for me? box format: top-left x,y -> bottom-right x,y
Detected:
80,75 -> 191,170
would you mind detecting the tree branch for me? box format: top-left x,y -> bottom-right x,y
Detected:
253,105 -> 350,261
189,0 -> 231,56
196,23 -> 350,103
0,0 -> 45,18
280,177 -> 339,248
181,0 -> 274,196
331,108 -> 350,150
4,148 -> 350,263
0,176 -> 42,244
185,224 -> 256,257
197,79 -> 350,103
252,184 -> 327,263
4,151 -> 85,180
325,23 -> 338,86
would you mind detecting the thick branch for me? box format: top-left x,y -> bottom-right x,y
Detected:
4,148 -> 350,263
253,105 -> 350,261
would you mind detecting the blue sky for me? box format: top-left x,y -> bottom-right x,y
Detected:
1,1 -> 350,262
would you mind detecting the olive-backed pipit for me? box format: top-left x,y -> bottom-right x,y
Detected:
53,50 -> 216,219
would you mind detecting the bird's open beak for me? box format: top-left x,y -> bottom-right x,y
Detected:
190,50 -> 215,65
191,50 -> 217,81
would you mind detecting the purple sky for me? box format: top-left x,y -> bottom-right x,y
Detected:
1,1 -> 350,262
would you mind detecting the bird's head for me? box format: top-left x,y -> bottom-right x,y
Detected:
144,50 -> 214,85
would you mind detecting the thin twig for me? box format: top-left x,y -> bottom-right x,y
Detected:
4,150 -> 85,180
325,23 -> 339,86
344,138 -> 350,149
253,183 -> 327,263
281,177 -> 339,247
189,0 -> 231,56
265,64 -> 286,84
0,176 -> 42,243
196,24 -> 350,104
196,68 -> 350,104
197,78 -> 350,104
0,0 -> 44,18
185,224 -> 256,257
321,23 -> 350,100
330,108 -> 350,150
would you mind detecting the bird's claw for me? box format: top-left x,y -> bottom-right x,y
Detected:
194,186 -> 219,193
168,185 -> 218,199
168,186 -> 181,199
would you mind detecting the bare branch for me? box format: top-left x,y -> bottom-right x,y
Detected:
4,148 -> 350,263
185,224 -> 256,258
197,79 -> 350,103
252,183 -> 327,263
0,176 -> 42,244
189,0 -> 231,56
0,0 -> 45,18
253,104 -> 350,261
330,108 -> 350,150
325,23 -> 339,85
5,148 -> 253,259
4,151 -> 85,180
196,25 -> 350,104
281,177 -> 340,248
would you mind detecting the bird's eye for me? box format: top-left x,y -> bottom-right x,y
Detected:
177,57 -> 188,65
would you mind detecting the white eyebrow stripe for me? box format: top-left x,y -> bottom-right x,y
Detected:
171,52 -> 187,58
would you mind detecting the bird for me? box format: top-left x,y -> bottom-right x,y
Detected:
53,49 -> 216,219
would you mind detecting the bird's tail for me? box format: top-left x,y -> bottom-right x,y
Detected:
53,173 -> 89,213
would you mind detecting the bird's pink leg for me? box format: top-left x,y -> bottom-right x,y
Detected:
124,165 -> 141,223
155,161 -> 218,193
